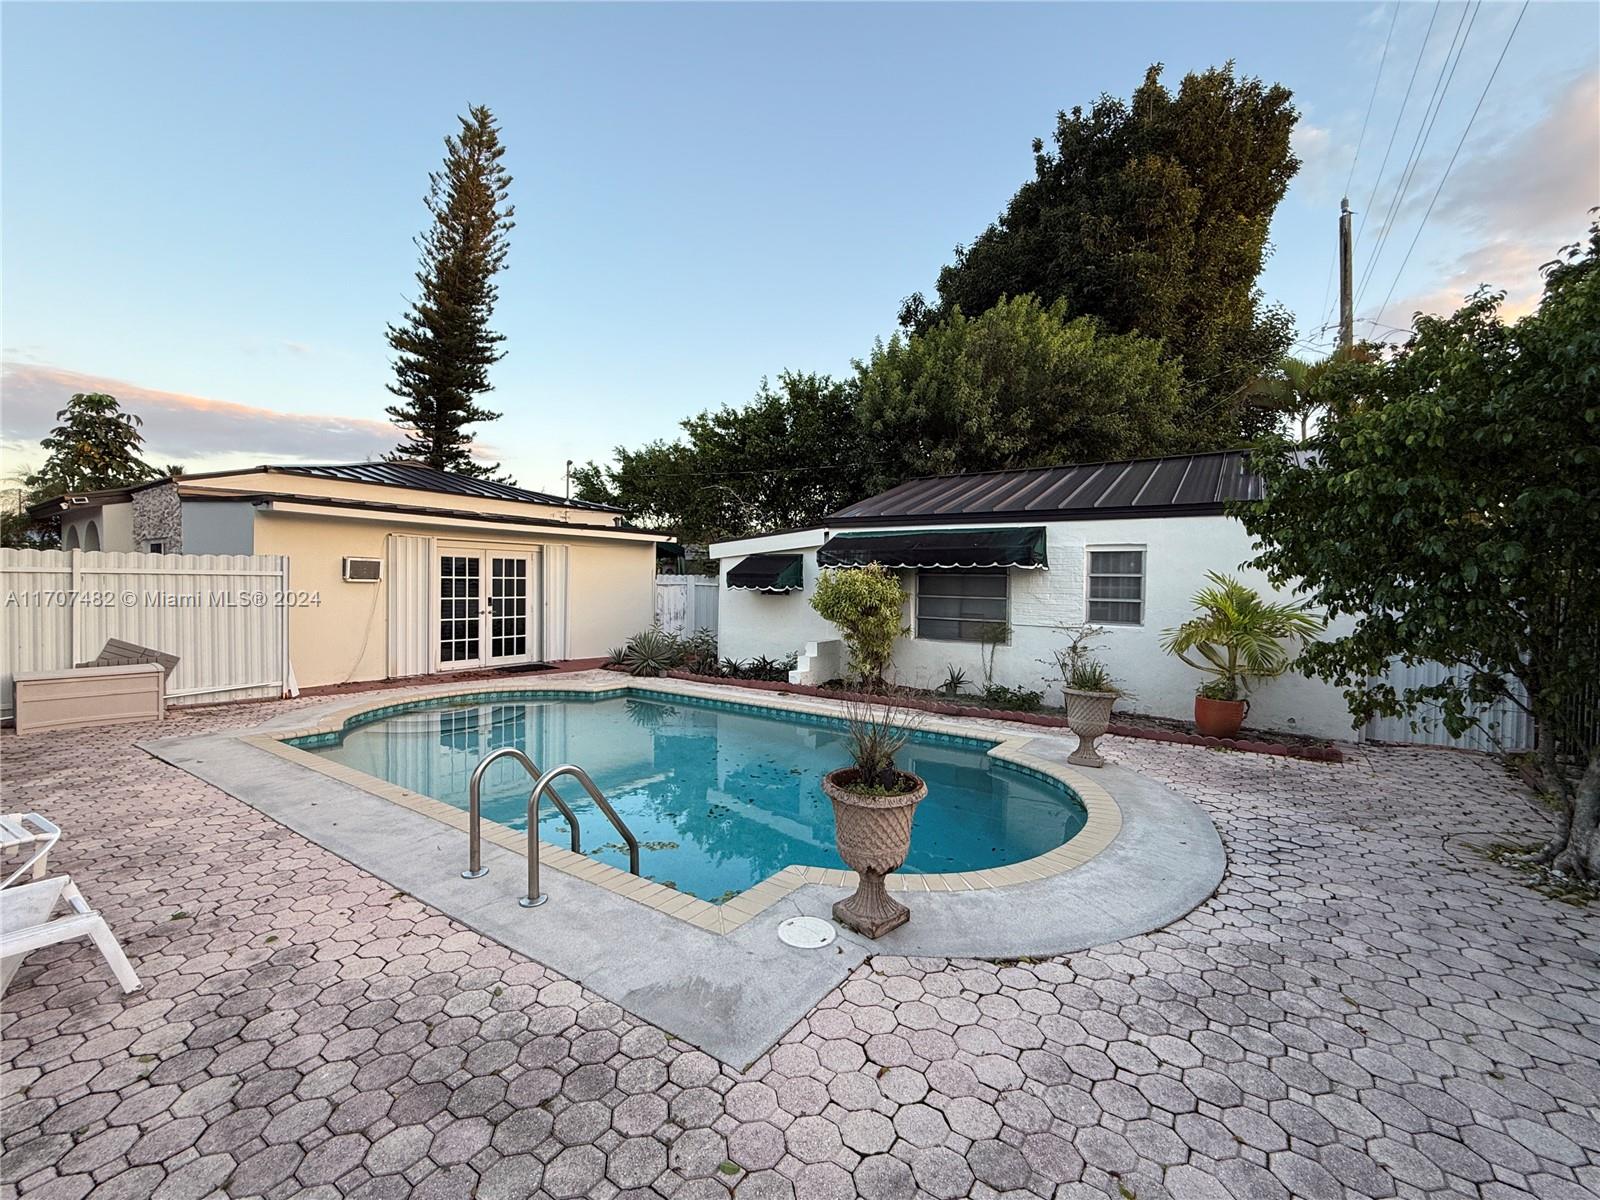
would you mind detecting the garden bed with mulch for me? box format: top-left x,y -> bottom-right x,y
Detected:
648,669 -> 1346,762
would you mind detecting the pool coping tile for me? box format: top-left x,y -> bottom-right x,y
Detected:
246,674 -> 1126,936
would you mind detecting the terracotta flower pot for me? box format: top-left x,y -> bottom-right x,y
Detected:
1062,688 -> 1117,767
822,768 -> 928,938
1194,695 -> 1247,739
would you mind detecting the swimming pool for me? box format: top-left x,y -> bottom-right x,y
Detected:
289,689 -> 1087,904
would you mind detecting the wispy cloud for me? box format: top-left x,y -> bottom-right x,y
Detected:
1368,68 -> 1598,330
1290,124 -> 1343,205
1,363 -> 399,470
1435,69 -> 1598,240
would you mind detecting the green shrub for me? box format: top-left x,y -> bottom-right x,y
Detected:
981,684 -> 1043,711
680,627 -> 718,674
810,564 -> 906,688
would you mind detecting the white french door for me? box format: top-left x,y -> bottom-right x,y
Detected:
437,549 -> 541,670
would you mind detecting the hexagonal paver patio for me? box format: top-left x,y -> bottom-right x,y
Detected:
2,688 -> 1597,1199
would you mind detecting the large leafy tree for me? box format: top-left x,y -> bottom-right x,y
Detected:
1240,229 -> 1600,879
25,392 -> 158,496
856,295 -> 1185,493
904,63 -> 1299,443
386,105 -> 515,479
572,372 -> 870,543
3,392 -> 160,549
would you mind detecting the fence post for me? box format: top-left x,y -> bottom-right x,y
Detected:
68,550 -> 82,667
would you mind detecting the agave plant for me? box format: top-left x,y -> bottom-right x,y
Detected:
1161,572 -> 1324,700
941,664 -> 968,697
622,628 -> 684,677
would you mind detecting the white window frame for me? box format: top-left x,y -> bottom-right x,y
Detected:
913,569 -> 1009,643
1086,545 -> 1146,626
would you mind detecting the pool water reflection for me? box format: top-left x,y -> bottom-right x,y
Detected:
298,691 -> 1087,904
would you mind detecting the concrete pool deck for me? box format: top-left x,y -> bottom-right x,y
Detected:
144,674 -> 1223,1066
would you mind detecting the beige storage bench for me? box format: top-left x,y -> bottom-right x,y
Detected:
12,664 -> 166,735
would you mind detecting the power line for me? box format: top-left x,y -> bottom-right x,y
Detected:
1355,0 -> 1480,309
1353,0 -> 1443,255
1374,0 -> 1530,327
1345,2 -> 1403,198
1317,0 -> 1402,339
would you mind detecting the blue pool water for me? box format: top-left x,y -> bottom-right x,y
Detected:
291,689 -> 1086,904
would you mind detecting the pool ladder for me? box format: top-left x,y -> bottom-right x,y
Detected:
461,748 -> 641,908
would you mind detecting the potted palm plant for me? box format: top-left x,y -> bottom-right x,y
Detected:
1041,624 -> 1122,767
823,699 -> 927,938
1161,572 -> 1324,738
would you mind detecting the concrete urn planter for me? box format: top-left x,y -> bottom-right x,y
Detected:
1063,688 -> 1117,767
822,768 -> 928,938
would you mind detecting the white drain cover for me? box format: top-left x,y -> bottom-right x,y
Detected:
778,916 -> 836,949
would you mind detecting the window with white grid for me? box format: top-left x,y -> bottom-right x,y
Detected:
1087,548 -> 1145,625
916,571 -> 1008,642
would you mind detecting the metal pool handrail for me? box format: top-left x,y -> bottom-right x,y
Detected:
522,764 -> 641,909
462,748 -> 580,880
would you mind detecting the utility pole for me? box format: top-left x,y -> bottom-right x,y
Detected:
564,459 -> 573,501
1338,197 -> 1354,356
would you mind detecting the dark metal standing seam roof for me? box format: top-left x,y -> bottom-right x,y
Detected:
257,462 -> 625,512
827,451 -> 1263,526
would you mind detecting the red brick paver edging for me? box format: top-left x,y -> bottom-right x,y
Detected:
654,670 -> 1346,762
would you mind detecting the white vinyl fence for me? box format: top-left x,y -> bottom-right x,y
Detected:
1,548 -> 293,718
654,574 -> 718,638
1362,659 -> 1536,752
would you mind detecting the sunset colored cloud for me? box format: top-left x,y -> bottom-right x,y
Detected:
2,363 -> 398,472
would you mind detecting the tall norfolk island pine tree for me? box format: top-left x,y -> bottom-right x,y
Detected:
385,105 -> 515,479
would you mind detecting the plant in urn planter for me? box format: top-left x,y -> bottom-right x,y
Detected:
824,698 -> 927,938
1042,625 -> 1123,767
1161,572 -> 1324,739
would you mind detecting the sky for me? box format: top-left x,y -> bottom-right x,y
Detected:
3,1 -> 1596,495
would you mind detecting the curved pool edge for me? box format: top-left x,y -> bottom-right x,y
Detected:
254,673 -> 1127,935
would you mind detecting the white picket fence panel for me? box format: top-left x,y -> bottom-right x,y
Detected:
1363,659 -> 1536,752
653,574 -> 718,637
1,548 -> 292,718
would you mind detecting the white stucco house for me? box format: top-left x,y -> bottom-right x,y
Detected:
29,462 -> 659,689
711,450 -> 1359,741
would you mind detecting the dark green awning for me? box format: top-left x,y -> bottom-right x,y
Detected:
817,527 -> 1048,570
727,553 -> 804,592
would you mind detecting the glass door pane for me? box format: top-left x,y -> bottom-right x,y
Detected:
439,554 -> 482,665
488,555 -> 530,663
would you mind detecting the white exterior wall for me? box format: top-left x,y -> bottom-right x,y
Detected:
715,517 -> 1361,742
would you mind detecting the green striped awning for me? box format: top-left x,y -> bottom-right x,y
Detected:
727,553 -> 804,592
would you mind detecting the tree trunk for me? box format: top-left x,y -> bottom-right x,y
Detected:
1548,747 -> 1600,880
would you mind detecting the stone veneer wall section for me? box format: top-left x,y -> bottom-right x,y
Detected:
131,480 -> 183,553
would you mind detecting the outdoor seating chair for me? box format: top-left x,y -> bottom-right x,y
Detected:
0,874 -> 142,998
1,812 -> 60,888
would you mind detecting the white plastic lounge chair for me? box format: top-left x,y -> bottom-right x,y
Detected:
0,875 -> 142,997
1,812 -> 61,889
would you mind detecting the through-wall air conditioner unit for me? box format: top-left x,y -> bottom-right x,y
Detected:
342,557 -> 383,583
